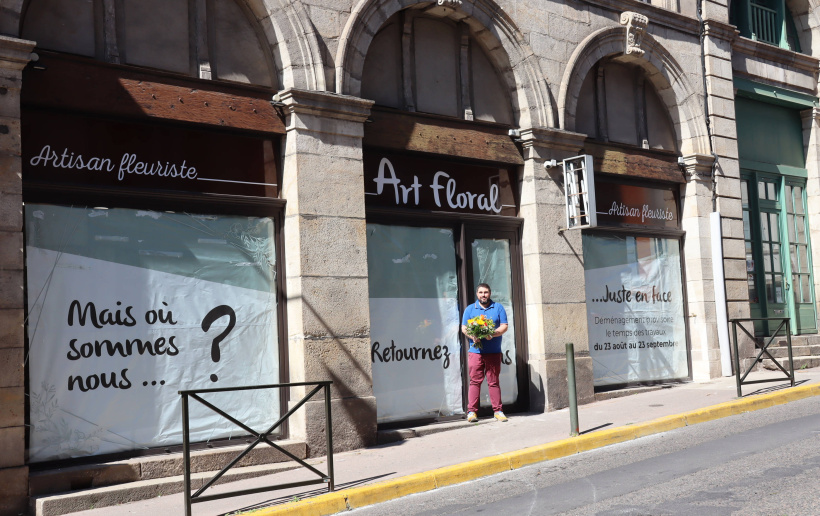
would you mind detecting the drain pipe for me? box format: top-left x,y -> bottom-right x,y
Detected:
698,0 -> 734,376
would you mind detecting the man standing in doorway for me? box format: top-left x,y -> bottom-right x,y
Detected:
461,283 -> 509,422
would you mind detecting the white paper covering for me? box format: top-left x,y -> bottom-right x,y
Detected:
583,234 -> 688,386
25,206 -> 279,462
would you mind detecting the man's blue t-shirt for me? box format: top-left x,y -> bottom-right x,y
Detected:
462,300 -> 508,354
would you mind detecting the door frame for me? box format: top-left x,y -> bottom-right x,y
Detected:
366,208 -> 529,427
460,224 -> 529,416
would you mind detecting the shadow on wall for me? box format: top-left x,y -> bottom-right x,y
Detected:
290,293 -> 377,455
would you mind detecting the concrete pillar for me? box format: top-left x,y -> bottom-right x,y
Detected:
278,89 -> 376,456
800,108 -> 820,331
0,35 -> 34,516
518,127 -> 594,412
680,154 -> 722,381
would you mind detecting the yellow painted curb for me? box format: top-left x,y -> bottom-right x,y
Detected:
507,437 -> 578,469
632,414 -> 687,438
251,381 -> 820,516
575,425 -> 637,452
346,472 -> 437,509
684,403 -> 734,425
432,454 -> 511,488
253,491 -> 347,516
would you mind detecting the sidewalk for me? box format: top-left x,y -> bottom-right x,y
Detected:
57,369 -> 820,516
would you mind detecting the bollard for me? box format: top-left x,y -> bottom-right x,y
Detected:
566,342 -> 579,437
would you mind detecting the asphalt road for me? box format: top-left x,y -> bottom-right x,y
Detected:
348,396 -> 820,515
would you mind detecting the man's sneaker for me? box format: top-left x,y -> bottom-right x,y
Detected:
466,411 -> 478,423
494,411 -> 508,422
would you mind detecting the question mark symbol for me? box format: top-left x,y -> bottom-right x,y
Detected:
201,305 -> 237,382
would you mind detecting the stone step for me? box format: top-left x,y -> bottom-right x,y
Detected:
759,356 -> 820,372
763,335 -> 820,347
755,344 -> 820,358
31,460 -> 313,516
29,439 -> 307,497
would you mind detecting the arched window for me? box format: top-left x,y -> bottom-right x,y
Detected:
22,0 -> 276,87
361,9 -> 513,124
576,59 -> 677,152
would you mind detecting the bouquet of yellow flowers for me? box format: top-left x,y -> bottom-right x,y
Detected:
466,314 -> 496,350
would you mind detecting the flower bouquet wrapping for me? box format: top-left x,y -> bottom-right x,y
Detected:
465,314 -> 496,350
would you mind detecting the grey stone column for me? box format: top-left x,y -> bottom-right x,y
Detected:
278,89 -> 376,455
518,127 -> 594,412
0,35 -> 34,516
680,154 -> 723,381
702,21 -> 753,365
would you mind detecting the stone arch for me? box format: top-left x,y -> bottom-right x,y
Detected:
782,0 -> 820,56
7,0 -> 326,90
335,0 -> 556,128
559,26 -> 710,156
246,0 -> 326,90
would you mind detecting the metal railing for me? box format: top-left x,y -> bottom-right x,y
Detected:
729,318 -> 794,397
180,381 -> 334,516
750,2 -> 778,45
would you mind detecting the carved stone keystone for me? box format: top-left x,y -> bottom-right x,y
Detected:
620,11 -> 649,57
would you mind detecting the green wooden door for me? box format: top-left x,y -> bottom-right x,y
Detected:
742,173 -> 817,335
784,182 -> 817,333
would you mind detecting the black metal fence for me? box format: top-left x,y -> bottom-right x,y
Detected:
179,381 -> 334,516
729,317 -> 795,397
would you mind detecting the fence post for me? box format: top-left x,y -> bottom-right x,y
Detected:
182,393 -> 192,516
566,342 -> 579,437
786,320 -> 795,387
324,382 -> 335,492
732,321 -> 742,398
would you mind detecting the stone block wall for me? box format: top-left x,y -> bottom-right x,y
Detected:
279,88 -> 377,456
519,127 -> 594,411
0,35 -> 33,516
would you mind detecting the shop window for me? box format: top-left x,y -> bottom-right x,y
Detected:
22,0 -> 275,86
730,0 -> 802,51
21,91 -> 285,461
576,60 -> 677,152
25,205 -> 281,461
582,233 -> 689,387
361,10 -> 513,124
366,224 -> 463,423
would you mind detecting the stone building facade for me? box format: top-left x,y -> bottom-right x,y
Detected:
0,0 -> 819,513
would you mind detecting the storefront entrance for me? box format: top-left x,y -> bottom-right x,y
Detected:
363,152 -> 527,425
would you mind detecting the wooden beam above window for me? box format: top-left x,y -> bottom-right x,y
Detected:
22,51 -> 285,135
364,107 -> 524,165
584,141 -> 684,184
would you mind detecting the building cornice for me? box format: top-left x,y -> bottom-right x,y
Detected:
277,88 -> 374,126
519,127 -> 587,160
732,36 -> 820,75
681,153 -> 715,183
703,20 -> 739,43
582,0 -> 699,36
0,35 -> 36,72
